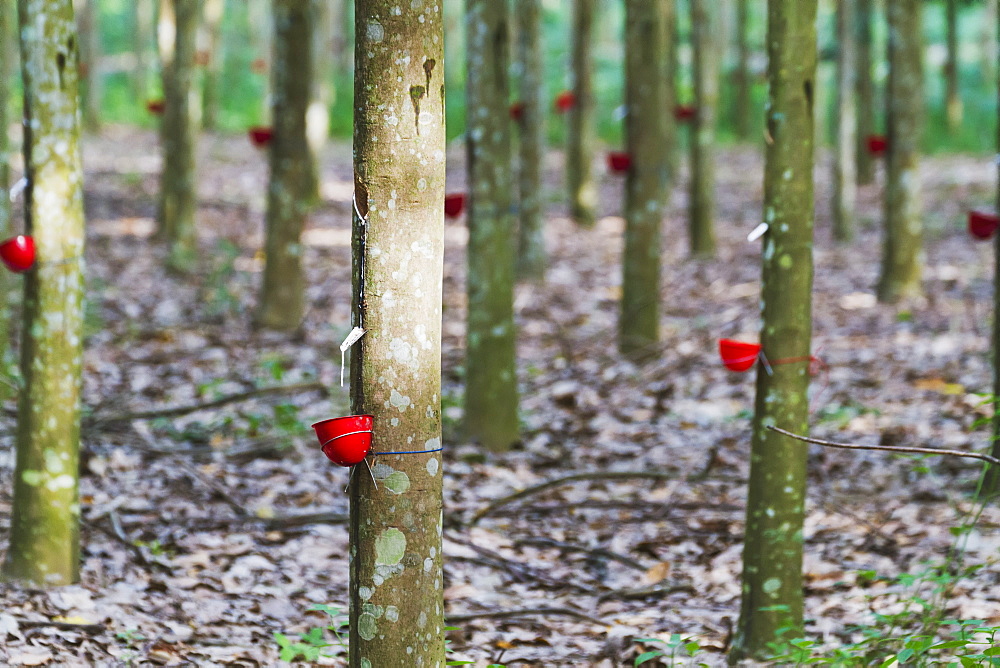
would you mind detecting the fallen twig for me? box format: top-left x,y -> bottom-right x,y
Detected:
174,461 -> 250,518
19,619 -> 105,634
85,380 -> 326,427
470,471 -> 682,524
597,582 -> 696,603
513,537 -> 648,572
446,607 -> 606,626
446,534 -> 593,593
767,425 -> 1000,467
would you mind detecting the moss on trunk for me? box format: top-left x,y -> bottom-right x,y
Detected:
350,2 -> 445,664
464,0 -> 518,451
158,0 -> 200,272
733,0 -> 752,140
3,0 -> 87,587
567,0 -> 596,227
731,0 -> 816,660
257,0 -> 312,331
620,0 -> 667,361
200,0 -> 224,130
877,0 -> 923,303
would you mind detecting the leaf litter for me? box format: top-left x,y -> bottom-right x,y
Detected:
0,128 -> 994,665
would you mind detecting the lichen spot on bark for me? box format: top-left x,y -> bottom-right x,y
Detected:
426,455 -> 439,476
358,612 -> 378,640
375,527 -> 407,565
367,20 -> 385,43
763,577 -> 782,596
384,471 -> 411,495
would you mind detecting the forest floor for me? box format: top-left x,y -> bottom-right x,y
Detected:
0,127 -> 998,666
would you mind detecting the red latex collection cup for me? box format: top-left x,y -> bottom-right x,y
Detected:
607,151 -> 631,174
968,211 -> 1000,241
444,193 -> 466,219
0,235 -> 35,273
248,126 -> 273,148
312,415 -> 374,467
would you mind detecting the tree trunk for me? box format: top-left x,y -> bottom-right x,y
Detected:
3,0 -> 86,587
733,0 -> 752,141
515,0 -> 545,282
132,0 -> 154,100
983,0 -> 998,85
945,0 -> 962,131
304,0 -> 331,204
985,11 -> 1000,498
665,0 -> 680,182
257,0 -> 312,330
249,0 -> 272,123
833,0 -> 857,241
158,0 -> 200,272
465,0 -> 518,452
201,0 -> 224,131
350,2 -> 445,665
0,0 -> 13,381
689,0 -> 717,256
854,0 -> 874,184
75,0 -> 101,132
877,0 -> 922,303
567,0 -> 596,227
619,0 -> 667,361
731,0 -> 816,660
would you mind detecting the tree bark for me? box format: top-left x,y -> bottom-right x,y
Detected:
983,0 -> 998,85
833,0 -> 857,241
665,0 -> 680,182
257,0 -> 312,331
854,0 -> 874,184
945,0 -> 962,132
249,0 -> 272,123
877,0 -> 923,303
515,0 -> 545,282
3,0 -> 87,587
731,0 -> 816,660
619,0 -> 667,361
158,0 -> 200,272
132,0 -> 154,101
689,0 -> 717,256
351,2 -> 445,664
200,0 -> 224,131
733,0 -> 752,140
464,0 -> 518,452
75,0 -> 101,132
567,0 -> 596,227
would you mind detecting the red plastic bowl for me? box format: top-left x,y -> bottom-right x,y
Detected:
607,151 -> 631,174
0,235 -> 35,273
444,193 -> 466,219
719,339 -> 761,373
969,210 -> 1000,241
248,126 -> 273,148
866,135 -> 888,156
554,91 -> 575,113
674,105 -> 697,122
146,99 -> 165,115
313,415 -> 374,467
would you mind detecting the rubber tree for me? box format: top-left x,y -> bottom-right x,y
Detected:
249,0 -> 272,123
257,0 -> 312,331
730,0 -> 816,660
854,0 -> 874,185
877,0 -> 923,303
0,0 -> 13,382
158,0 -> 200,272
515,0 -> 545,282
350,2 -> 445,664
664,0 -> 679,181
619,0 -> 667,361
306,0 -> 334,202
74,0 -> 100,131
3,0 -> 87,587
833,0 -> 857,241
132,0 -> 154,99
944,0 -> 962,132
985,14 -> 1000,498
201,0 -> 224,130
689,0 -> 718,256
567,0 -> 596,227
465,0 -> 518,451
984,0 -> 998,84
733,0 -> 752,140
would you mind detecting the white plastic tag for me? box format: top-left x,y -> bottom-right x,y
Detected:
747,222 -> 769,242
339,327 -> 366,387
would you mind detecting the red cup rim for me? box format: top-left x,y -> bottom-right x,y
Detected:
311,414 -> 374,430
